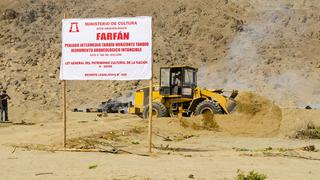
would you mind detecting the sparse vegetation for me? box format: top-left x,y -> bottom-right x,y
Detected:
128,126 -> 144,134
236,169 -> 267,180
131,140 -> 140,145
233,147 -> 249,152
88,165 -> 98,169
295,122 -> 320,139
264,147 -> 272,151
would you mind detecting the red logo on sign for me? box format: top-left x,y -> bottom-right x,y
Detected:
69,22 -> 79,32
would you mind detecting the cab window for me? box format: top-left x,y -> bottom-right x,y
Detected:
160,68 -> 170,87
184,69 -> 194,85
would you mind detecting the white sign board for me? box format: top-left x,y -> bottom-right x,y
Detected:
60,17 -> 152,80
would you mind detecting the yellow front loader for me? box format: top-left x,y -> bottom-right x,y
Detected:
129,66 -> 238,118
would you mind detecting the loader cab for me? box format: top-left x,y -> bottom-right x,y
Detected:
160,66 -> 197,98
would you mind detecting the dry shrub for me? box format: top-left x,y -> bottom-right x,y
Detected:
295,121 -> 320,139
236,169 -> 267,180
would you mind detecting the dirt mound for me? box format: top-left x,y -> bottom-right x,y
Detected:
150,92 -> 282,137
151,92 -> 282,138
179,114 -> 220,131
215,92 -> 282,137
236,92 -> 281,116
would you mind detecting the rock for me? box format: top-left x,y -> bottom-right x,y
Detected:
21,10 -> 38,24
305,105 -> 312,109
20,77 -> 27,81
302,145 -> 315,151
23,95 -> 28,100
36,75 -> 44,79
212,32 -> 224,41
188,174 -> 194,179
23,57 -> 38,66
41,99 -> 47,104
49,73 -> 55,78
22,90 -> 30,95
2,9 -> 18,20
231,19 -> 244,32
31,61 -> 38,66
13,80 -> 20,86
173,6 -> 186,15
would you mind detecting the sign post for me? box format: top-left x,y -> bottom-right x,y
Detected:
148,75 -> 153,152
62,13 -> 68,148
60,16 -> 153,151
62,79 -> 67,147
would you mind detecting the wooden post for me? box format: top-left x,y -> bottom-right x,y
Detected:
148,17 -> 153,153
62,12 -> 67,148
148,78 -> 153,153
62,80 -> 67,147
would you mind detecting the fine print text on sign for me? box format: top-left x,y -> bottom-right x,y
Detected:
60,17 -> 152,80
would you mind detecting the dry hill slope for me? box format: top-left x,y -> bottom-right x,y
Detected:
0,0 -> 319,110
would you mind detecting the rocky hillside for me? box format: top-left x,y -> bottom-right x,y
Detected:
199,0 -> 320,108
0,0 -> 319,109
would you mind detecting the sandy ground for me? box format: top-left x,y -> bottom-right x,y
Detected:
0,108 -> 320,179
1,0 -> 320,179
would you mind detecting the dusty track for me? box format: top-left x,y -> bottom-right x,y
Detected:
0,109 -> 320,179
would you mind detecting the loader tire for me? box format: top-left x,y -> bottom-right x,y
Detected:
143,102 -> 168,119
194,100 -> 223,115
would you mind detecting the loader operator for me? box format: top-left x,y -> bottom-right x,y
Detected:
173,71 -> 182,94
0,90 -> 11,122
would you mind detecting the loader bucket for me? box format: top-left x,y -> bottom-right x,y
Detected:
226,90 -> 238,113
227,98 -> 237,113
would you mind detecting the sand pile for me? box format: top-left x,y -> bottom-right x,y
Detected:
152,92 -> 282,137
215,92 -> 282,137
179,113 -> 220,131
